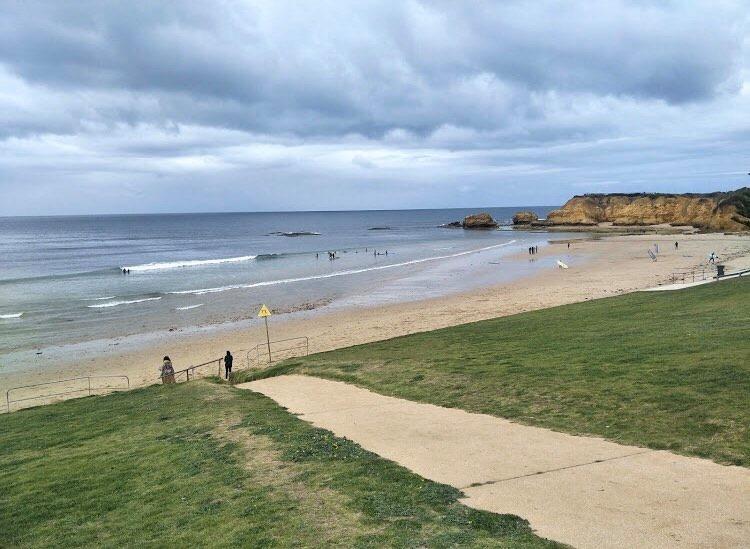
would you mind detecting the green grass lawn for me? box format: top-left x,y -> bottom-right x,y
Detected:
0,380 -> 557,548
236,277 -> 750,466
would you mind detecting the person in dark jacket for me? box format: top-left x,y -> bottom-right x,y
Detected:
224,351 -> 233,379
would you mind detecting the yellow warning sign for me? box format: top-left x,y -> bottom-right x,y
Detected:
258,304 -> 272,318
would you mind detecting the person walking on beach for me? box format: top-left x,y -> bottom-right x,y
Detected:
224,351 -> 233,379
675,241 -> 679,250
160,356 -> 175,384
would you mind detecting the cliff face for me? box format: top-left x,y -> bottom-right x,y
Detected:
546,188 -> 750,231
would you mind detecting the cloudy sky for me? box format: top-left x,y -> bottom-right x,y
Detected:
1,1 -> 749,215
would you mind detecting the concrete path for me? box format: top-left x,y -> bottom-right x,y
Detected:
237,375 -> 750,549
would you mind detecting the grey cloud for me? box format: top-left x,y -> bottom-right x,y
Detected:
1,1 -> 746,141
0,1 -> 749,215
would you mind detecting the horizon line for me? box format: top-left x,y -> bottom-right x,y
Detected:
0,205 -> 560,219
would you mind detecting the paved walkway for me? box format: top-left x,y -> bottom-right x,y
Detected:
238,375 -> 750,549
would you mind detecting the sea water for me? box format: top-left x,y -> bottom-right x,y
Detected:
0,208 -> 574,369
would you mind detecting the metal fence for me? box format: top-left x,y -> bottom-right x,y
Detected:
160,358 -> 224,383
5,375 -> 130,413
3,341 -> 310,413
245,336 -> 309,369
670,268 -> 710,284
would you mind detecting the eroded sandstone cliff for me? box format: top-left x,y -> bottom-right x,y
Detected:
545,188 -> 750,231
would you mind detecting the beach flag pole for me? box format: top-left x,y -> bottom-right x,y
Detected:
258,304 -> 272,363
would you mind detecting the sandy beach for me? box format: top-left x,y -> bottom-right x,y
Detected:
3,232 -> 750,402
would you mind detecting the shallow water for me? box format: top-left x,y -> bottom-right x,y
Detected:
0,208 -> 573,370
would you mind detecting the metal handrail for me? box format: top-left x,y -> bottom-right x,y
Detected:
159,358 -> 223,382
670,267 -> 710,284
6,375 -> 130,412
245,336 -> 309,368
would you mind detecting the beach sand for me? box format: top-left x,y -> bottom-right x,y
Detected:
3,233 -> 750,403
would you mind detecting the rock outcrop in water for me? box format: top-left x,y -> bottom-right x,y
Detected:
462,212 -> 498,229
512,211 -> 538,225
545,188 -> 750,232
439,221 -> 463,228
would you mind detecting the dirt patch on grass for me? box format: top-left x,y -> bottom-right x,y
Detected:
211,414 -> 375,544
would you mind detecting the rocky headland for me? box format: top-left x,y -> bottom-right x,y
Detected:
515,188 -> 750,232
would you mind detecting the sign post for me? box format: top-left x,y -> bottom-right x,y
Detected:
258,304 -> 272,363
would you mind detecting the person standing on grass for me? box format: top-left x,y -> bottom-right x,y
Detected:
160,356 -> 175,384
224,351 -> 233,379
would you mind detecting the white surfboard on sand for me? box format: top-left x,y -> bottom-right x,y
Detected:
557,260 -> 569,269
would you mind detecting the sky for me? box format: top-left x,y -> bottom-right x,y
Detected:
1,1 -> 749,215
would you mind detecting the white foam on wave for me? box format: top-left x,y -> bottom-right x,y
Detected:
84,295 -> 116,301
87,297 -> 162,308
123,255 -> 257,272
0,312 -> 23,319
170,241 -> 517,296
175,304 -> 203,311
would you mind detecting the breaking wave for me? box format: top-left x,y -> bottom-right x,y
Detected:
123,255 -> 257,272
87,297 -> 162,308
175,304 -> 203,311
0,312 -> 23,319
170,241 -> 516,296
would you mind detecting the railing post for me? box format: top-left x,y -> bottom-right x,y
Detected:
88,377 -> 91,396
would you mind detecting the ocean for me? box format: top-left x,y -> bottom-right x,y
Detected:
0,207 -> 571,370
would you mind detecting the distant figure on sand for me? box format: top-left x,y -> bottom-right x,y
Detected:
224,351 -> 233,379
709,252 -> 717,264
675,241 -> 679,250
160,356 -> 175,384
567,242 -> 570,249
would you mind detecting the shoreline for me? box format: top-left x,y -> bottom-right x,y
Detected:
2,232 -> 750,400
